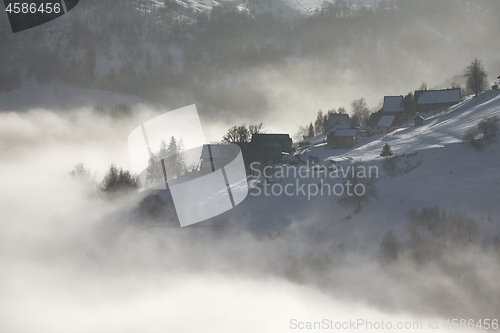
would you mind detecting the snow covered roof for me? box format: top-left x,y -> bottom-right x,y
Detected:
416,89 -> 461,105
367,113 -> 382,127
334,129 -> 358,137
383,96 -> 404,113
325,124 -> 352,136
378,115 -> 396,127
329,124 -> 352,132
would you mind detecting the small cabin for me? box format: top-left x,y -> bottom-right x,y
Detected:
327,129 -> 358,148
366,113 -> 402,136
382,96 -> 405,114
414,88 -> 461,114
327,113 -> 350,129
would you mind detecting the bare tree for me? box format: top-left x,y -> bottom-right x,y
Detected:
249,122 -> 264,135
404,206 -> 478,249
463,126 -> 481,150
463,58 -> 488,96
294,125 -> 309,142
350,98 -> 370,127
222,125 -> 249,143
222,123 -> 264,143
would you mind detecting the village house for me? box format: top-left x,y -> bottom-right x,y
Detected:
366,112 -> 402,136
414,88 -> 461,114
381,96 -> 405,114
325,123 -> 352,136
364,95 -> 406,136
327,128 -> 359,148
231,133 -> 294,167
327,113 -> 350,129
251,133 -> 293,153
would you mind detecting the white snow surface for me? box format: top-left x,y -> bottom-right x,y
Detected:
249,89 -> 500,248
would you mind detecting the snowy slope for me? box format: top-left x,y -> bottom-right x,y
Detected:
322,91 -> 500,161
2,84 -> 498,250
158,0 -> 381,17
225,90 -> 500,249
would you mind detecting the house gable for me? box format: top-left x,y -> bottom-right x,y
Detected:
327,113 -> 350,128
383,96 -> 404,113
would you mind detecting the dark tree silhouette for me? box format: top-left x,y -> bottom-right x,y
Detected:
139,194 -> 167,219
314,110 -> 324,135
463,58 -> 488,96
100,164 -> 139,200
222,123 -> 264,143
308,122 -> 315,138
380,143 -> 393,158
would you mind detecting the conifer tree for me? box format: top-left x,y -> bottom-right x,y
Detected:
380,143 -> 393,158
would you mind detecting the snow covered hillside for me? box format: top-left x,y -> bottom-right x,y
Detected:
226,90 -> 500,248
1,83 -> 499,333
2,84 -> 499,251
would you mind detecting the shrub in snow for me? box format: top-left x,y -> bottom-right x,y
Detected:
99,164 -> 139,200
463,126 -> 481,150
139,194 -> 167,219
478,115 -> 500,140
405,207 -> 478,261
